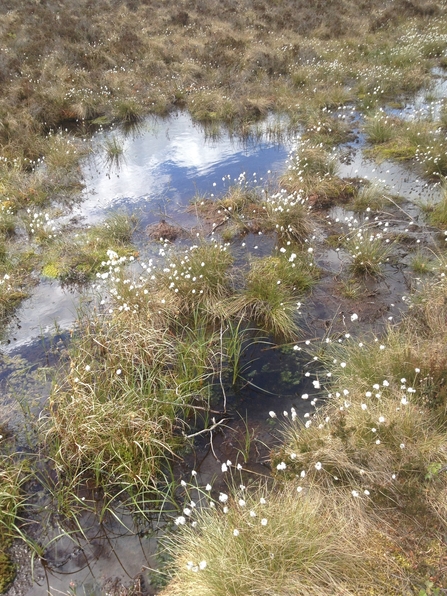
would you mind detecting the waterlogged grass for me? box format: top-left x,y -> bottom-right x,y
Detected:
229,249 -> 317,340
279,142 -> 356,209
159,264 -> 447,595
44,313 -> 217,510
0,239 -> 38,327
364,111 -> 447,178
162,484 -> 402,596
4,0 -> 447,591
350,182 -> 392,212
301,107 -> 354,146
0,456 -> 28,537
411,249 -> 435,274
193,175 -> 314,244
344,227 -> 394,277
102,136 -> 125,170
41,212 -> 137,283
0,456 -> 29,593
43,238 -> 317,512
0,0 -> 446,324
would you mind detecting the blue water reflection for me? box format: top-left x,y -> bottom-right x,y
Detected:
79,112 -> 291,225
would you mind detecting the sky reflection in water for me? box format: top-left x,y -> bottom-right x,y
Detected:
79,112 -> 291,224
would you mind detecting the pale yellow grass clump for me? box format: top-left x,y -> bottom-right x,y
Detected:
161,483 -> 410,596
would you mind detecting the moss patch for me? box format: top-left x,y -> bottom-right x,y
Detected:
0,549 -> 15,594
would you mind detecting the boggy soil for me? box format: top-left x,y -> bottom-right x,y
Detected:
2,1 -> 447,594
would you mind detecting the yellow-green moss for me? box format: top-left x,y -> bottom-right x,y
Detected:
0,548 -> 15,594
41,262 -> 60,279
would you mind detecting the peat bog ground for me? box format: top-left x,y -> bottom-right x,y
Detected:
2,2 -> 447,595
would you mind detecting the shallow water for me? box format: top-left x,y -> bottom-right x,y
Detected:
338,150 -> 442,208
2,102 -> 446,595
79,112 -> 291,227
2,114 -> 290,352
3,282 -> 82,353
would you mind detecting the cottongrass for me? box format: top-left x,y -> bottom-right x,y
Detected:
269,267 -> 447,587
262,189 -> 313,243
278,375 -> 447,499
318,263 -> 447,410
161,483 -> 409,596
42,307 -> 220,513
157,265 -> 447,594
279,142 -> 339,195
274,361 -> 447,590
364,110 -> 447,178
156,241 -> 235,322
344,228 -> 394,277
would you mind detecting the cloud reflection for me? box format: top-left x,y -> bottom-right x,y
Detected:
79,112 -> 288,220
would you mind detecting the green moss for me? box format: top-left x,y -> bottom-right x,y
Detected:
41,262 -> 60,279
0,549 -> 15,594
41,213 -> 137,284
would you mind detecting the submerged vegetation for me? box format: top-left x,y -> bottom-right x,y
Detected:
161,261 -> 447,596
2,0 -> 447,594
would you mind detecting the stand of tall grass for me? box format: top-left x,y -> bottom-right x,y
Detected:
41,237 -> 316,517
160,258 -> 447,595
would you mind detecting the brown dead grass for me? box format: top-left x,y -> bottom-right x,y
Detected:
0,0 -> 445,167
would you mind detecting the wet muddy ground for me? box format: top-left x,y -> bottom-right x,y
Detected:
2,82 -> 447,595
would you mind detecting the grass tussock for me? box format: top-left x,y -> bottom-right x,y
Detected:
193,179 -> 314,245
279,142 -> 356,209
41,212 -> 137,284
350,182 -> 392,212
364,111 -> 447,178
278,267 -> 447,488
155,242 -> 235,321
228,249 -> 317,341
321,263 -> 447,403
344,228 -> 394,276
43,306 -> 221,511
161,483 -> 412,596
262,191 -> 314,243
